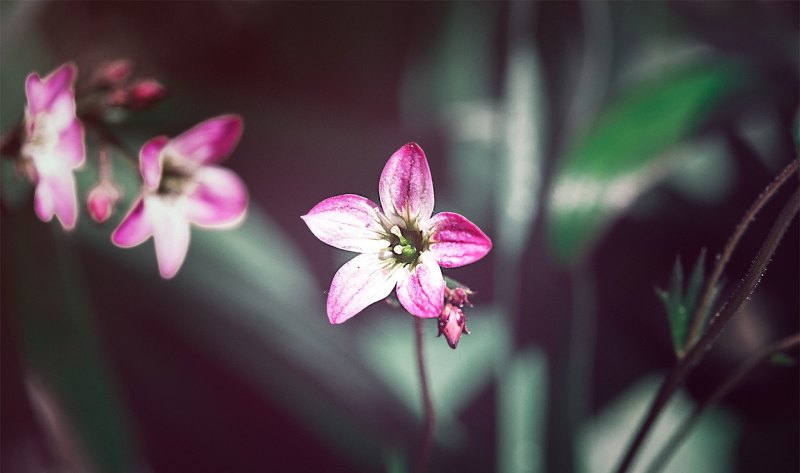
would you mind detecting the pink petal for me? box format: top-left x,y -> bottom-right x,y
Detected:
396,253 -> 445,318
139,136 -> 168,189
111,198 -> 152,247
25,63 -> 76,115
378,142 -> 434,228
327,253 -> 403,324
55,119 -> 86,168
170,115 -> 243,164
426,212 -> 492,268
185,166 -> 248,228
149,199 -> 191,279
34,171 -> 78,231
302,194 -> 390,253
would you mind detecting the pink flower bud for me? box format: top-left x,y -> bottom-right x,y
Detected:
93,59 -> 133,87
126,79 -> 166,109
437,303 -> 470,349
445,286 -> 474,307
86,181 -> 121,223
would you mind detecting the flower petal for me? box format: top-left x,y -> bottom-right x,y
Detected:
55,119 -> 85,168
185,166 -> 248,228
170,115 -> 243,164
34,171 -> 78,231
327,253 -> 403,324
149,199 -> 191,279
139,136 -> 168,189
396,252 -> 445,318
25,63 -> 76,115
426,212 -> 492,268
111,198 -> 152,247
302,194 -> 390,253
379,142 -> 434,228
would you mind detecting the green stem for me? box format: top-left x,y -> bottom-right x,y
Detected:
647,333 -> 800,473
413,317 -> 435,473
685,159 -> 799,348
615,184 -> 800,473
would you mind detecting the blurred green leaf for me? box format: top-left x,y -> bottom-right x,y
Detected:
360,307 -> 511,450
664,138 -> 734,204
547,63 -> 745,264
656,250 -> 707,356
498,348 -> 547,473
683,248 -> 706,316
769,353 -> 796,367
578,376 -> 739,473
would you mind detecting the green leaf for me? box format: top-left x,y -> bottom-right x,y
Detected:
683,248 -> 707,316
547,63 -> 745,264
769,353 -> 796,367
578,376 -> 739,473
497,348 -> 548,473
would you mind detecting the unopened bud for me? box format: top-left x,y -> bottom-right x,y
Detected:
126,79 -> 167,109
437,303 -> 470,349
446,286 -> 473,307
86,181 -> 122,223
93,59 -> 133,87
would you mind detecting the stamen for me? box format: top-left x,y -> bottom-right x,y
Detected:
393,245 -> 404,255
390,225 -> 403,239
378,249 -> 394,260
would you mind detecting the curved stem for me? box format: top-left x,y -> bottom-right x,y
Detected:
413,317 -> 435,473
615,184 -> 800,473
685,159 -> 799,347
647,333 -> 800,473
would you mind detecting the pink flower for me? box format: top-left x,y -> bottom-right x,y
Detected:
111,115 -> 248,279
21,63 -> 86,230
302,143 -> 492,324
86,180 -> 121,223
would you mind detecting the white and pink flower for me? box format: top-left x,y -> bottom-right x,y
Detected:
21,63 -> 86,230
111,115 -> 248,279
302,143 -> 492,324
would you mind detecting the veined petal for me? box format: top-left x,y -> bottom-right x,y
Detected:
426,212 -> 492,268
25,63 -> 76,115
327,253 -> 403,324
302,194 -> 390,253
111,198 -> 152,247
378,142 -> 434,228
185,166 -> 248,228
396,252 -> 445,318
55,119 -> 86,168
149,198 -> 191,279
34,171 -> 78,231
171,115 -> 243,165
139,136 -> 168,189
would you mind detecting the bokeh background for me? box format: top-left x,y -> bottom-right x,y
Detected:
1,1 -> 798,472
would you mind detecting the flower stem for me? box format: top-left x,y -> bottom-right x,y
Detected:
646,332 -> 800,473
685,159 -> 799,348
414,317 -> 435,473
615,183 -> 800,473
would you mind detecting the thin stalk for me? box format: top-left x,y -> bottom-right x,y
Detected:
647,333 -> 800,473
413,317 -> 435,473
685,159 -> 799,348
615,185 -> 800,473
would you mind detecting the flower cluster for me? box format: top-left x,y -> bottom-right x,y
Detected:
5,62 -> 248,279
303,143 -> 492,332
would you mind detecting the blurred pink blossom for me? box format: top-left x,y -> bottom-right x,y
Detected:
86,180 -> 121,223
111,115 -> 248,279
21,63 -> 85,230
303,142 -> 492,324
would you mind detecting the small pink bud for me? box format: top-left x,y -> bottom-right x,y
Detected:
93,59 -> 133,87
86,181 -> 121,223
437,303 -> 469,349
446,286 -> 474,307
126,79 -> 167,109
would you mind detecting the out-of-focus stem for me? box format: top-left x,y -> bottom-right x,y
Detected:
647,333 -> 800,473
413,317 -> 435,473
615,184 -> 800,473
685,159 -> 799,348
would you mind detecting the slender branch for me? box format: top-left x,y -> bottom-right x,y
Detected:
685,159 -> 799,347
615,184 -> 800,473
413,317 -> 435,473
647,333 -> 800,473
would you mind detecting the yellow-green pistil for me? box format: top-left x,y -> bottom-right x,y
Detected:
389,225 -> 423,265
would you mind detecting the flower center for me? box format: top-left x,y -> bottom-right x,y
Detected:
157,154 -> 196,196
389,225 -> 423,265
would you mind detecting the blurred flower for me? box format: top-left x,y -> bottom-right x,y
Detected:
21,63 -> 85,230
92,59 -> 133,87
86,181 -> 121,223
303,142 -> 492,324
437,303 -> 470,349
126,79 -> 167,109
111,115 -> 248,278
